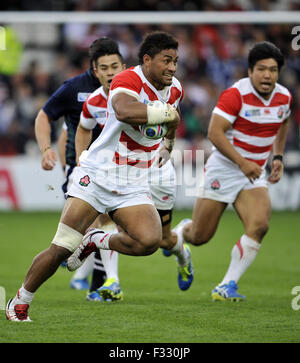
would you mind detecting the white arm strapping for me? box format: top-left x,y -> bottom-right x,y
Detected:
146,101 -> 177,125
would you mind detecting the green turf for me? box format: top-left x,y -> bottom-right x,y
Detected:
0,210 -> 300,343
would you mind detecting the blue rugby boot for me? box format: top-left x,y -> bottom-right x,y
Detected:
211,280 -> 246,302
70,277 -> 89,290
99,278 -> 123,301
177,244 -> 194,291
86,291 -> 104,301
161,248 -> 172,257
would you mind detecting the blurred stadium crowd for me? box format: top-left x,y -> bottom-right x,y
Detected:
0,5 -> 299,168
2,0 -> 300,11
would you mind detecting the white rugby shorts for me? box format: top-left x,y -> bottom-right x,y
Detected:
150,183 -> 176,210
66,165 -> 154,213
149,160 -> 177,210
198,153 -> 268,204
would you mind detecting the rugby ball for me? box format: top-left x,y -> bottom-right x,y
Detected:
139,124 -> 168,140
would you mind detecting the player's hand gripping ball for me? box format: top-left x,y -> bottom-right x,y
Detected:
139,124 -> 168,140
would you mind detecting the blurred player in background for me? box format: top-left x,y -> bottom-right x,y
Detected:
72,39 -> 126,301
6,31 -> 188,322
32,37 -> 124,297
175,41 -> 292,301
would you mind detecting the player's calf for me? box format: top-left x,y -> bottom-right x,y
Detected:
188,229 -> 212,246
134,234 -> 161,255
111,205 -> 162,255
109,232 -> 160,256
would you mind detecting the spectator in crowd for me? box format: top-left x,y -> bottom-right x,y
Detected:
0,20 -> 299,157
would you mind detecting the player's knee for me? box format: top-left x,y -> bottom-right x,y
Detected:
51,222 -> 83,253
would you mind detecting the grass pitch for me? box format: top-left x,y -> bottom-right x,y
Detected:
0,209 -> 300,343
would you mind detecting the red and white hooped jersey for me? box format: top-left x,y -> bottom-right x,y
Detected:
79,65 -> 183,193
80,86 -> 107,130
212,77 -> 292,168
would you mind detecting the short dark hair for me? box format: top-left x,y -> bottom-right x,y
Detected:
248,41 -> 284,71
138,31 -> 178,64
89,37 -> 123,68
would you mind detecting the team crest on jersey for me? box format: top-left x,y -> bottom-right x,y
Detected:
245,109 -> 261,117
211,179 -> 220,190
277,107 -> 284,119
94,110 -> 107,118
79,175 -> 90,187
77,92 -> 91,102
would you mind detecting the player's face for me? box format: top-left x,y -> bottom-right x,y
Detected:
144,49 -> 178,90
94,54 -> 125,93
248,58 -> 279,99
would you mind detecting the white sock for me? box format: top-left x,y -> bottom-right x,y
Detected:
13,285 -> 35,306
100,249 -> 119,282
170,229 -> 188,266
99,225 -> 119,281
220,234 -> 261,285
90,231 -> 111,250
73,252 -> 95,279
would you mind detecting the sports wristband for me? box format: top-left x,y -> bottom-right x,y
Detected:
272,154 -> 283,162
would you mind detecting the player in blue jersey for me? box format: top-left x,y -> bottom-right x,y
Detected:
34,37 -> 124,299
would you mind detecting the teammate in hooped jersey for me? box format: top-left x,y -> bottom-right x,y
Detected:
176,41 -> 292,301
6,31 -> 192,322
73,38 -> 126,302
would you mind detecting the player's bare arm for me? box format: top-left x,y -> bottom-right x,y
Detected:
35,109 -> 57,170
208,113 -> 262,182
112,92 -> 148,124
268,118 -> 289,184
75,123 -> 92,164
57,128 -> 67,171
